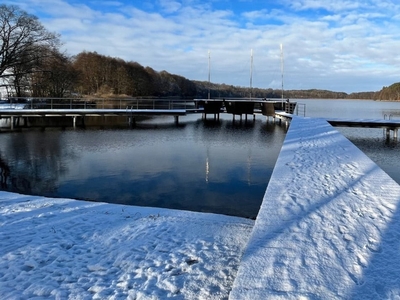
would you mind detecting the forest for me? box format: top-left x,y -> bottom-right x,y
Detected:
0,4 -> 398,101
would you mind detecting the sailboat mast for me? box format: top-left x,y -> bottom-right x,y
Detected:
208,50 -> 211,100
280,44 -> 284,104
250,49 -> 253,100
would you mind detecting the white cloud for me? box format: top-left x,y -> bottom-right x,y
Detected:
287,0 -> 361,13
241,9 -> 268,20
158,0 -> 182,13
5,0 -> 400,93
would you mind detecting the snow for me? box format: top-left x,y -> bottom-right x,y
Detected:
0,103 -> 27,109
2,115 -> 400,299
0,193 -> 253,299
230,117 -> 400,299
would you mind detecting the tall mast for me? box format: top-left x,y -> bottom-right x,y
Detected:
208,50 -> 211,100
250,49 -> 253,100
280,44 -> 284,103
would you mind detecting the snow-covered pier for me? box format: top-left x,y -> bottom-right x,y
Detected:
230,116 -> 400,299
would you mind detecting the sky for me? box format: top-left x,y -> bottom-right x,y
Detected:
6,0 -> 400,93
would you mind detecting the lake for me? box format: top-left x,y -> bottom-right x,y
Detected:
0,114 -> 286,219
0,99 -> 399,218
298,99 -> 400,185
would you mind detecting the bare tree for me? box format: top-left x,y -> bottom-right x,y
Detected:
30,47 -> 78,97
0,4 -> 60,96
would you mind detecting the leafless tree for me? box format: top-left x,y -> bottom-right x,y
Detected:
0,4 -> 61,96
30,47 -> 78,97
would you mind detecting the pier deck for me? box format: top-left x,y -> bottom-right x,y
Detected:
0,108 -> 188,117
327,118 -> 400,128
230,117 -> 400,299
0,108 -> 190,129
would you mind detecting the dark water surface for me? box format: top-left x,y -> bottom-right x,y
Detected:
0,99 -> 399,218
0,114 -> 287,218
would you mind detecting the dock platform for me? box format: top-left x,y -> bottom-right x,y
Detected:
230,117 -> 400,299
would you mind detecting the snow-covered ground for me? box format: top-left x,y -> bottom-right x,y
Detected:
230,117 -> 400,299
2,115 -> 400,299
0,193 -> 253,299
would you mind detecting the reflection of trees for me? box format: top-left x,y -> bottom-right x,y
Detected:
0,131 -> 76,196
0,157 -> 10,189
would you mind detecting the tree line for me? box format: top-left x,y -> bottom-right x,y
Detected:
0,4 -> 398,101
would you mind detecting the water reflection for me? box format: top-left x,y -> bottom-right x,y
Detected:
337,127 -> 400,184
0,115 -> 287,219
0,130 -> 75,195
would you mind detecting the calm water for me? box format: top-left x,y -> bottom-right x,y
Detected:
0,114 -> 287,218
297,99 -> 400,184
0,99 -> 399,218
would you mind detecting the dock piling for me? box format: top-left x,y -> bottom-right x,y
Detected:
385,128 -> 398,141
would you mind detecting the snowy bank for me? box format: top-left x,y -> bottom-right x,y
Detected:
230,117 -> 400,299
0,193 -> 253,299
3,116 -> 400,300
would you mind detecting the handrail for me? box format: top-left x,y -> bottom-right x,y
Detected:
296,103 -> 306,117
1,97 -> 197,111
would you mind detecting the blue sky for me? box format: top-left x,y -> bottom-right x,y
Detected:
6,0 -> 400,93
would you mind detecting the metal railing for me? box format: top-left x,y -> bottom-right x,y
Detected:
296,103 -> 306,116
1,97 -> 197,110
